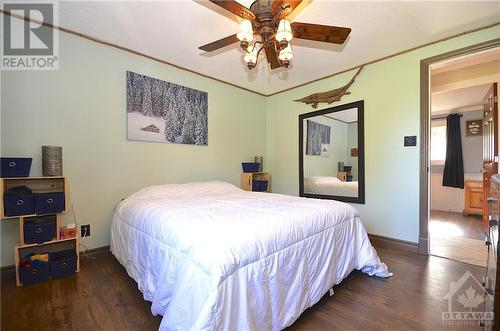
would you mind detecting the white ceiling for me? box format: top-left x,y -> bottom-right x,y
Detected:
431,83 -> 490,114
58,0 -> 500,95
324,108 -> 357,123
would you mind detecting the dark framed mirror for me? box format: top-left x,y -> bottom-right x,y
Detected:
299,100 -> 365,204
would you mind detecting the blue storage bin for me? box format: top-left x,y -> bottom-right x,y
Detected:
0,158 -> 32,178
242,162 -> 260,173
343,166 -> 352,172
20,262 -> 49,285
346,176 -> 353,182
34,192 -> 65,215
49,249 -> 77,279
24,215 -> 57,244
4,194 -> 35,216
252,180 -> 268,192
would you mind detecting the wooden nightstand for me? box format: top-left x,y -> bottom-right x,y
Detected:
463,179 -> 483,216
241,172 -> 270,192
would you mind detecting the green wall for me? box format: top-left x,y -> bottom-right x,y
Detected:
1,23 -> 499,267
0,32 -> 267,266
266,25 -> 500,243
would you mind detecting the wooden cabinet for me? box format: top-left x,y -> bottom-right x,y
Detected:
464,179 -> 484,216
1,176 -> 79,286
337,171 -> 352,182
241,172 -> 270,192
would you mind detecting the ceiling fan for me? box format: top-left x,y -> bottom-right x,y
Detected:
199,0 -> 351,70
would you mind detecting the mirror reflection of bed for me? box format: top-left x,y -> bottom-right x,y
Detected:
303,107 -> 359,198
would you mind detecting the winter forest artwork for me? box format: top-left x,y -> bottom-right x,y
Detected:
126,71 -> 208,145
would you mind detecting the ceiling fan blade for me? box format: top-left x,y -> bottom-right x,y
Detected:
209,0 -> 256,20
273,0 -> 304,19
291,22 -> 351,44
199,34 -> 240,52
265,45 -> 281,70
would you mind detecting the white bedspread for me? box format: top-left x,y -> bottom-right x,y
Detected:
304,176 -> 358,197
110,181 -> 391,331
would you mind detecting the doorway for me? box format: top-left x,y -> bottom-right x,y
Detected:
419,38 -> 500,267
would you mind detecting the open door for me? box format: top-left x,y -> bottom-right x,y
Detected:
483,83 -> 498,229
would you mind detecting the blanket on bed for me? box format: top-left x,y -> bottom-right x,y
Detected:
110,181 -> 391,331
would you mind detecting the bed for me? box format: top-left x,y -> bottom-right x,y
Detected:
110,181 -> 391,331
304,176 -> 358,197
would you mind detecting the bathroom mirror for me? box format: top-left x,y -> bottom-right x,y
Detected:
299,100 -> 365,204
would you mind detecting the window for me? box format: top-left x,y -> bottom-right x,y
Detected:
431,120 -> 447,165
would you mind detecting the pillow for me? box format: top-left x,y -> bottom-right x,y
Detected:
127,181 -> 241,200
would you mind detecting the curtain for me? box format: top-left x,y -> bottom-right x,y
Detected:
306,120 -> 331,155
442,113 -> 464,189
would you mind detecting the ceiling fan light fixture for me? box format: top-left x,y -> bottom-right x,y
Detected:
237,19 -> 254,44
244,45 -> 258,69
199,1 -> 352,72
276,19 -> 293,47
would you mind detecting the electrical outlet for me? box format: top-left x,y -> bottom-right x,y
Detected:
81,224 -> 90,237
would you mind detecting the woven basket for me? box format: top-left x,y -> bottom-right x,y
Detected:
42,146 -> 62,176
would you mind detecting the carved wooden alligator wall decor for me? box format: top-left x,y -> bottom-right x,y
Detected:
294,65 -> 364,109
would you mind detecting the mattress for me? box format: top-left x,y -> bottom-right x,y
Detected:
110,181 -> 391,331
304,176 -> 358,197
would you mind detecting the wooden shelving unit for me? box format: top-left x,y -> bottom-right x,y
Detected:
337,171 -> 352,182
241,172 -> 271,192
0,176 -> 79,286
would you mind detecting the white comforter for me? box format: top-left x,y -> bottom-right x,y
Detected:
304,176 -> 358,197
110,181 -> 391,331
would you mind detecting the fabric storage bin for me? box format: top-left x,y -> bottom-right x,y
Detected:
346,176 -> 353,182
242,163 -> 260,173
343,166 -> 352,172
24,215 -> 57,244
0,157 -> 32,178
49,249 -> 77,279
252,180 -> 268,192
34,192 -> 65,215
20,262 -> 49,285
4,186 -> 35,216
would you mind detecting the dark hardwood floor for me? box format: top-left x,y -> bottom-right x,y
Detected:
430,210 -> 486,240
1,246 -> 485,331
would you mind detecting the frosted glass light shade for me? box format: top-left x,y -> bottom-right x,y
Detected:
244,45 -> 258,66
278,44 -> 293,61
276,19 -> 293,42
237,19 -> 254,42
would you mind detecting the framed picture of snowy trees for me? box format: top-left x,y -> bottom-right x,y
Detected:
126,71 -> 208,145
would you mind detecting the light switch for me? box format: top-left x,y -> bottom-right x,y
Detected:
404,136 -> 417,147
